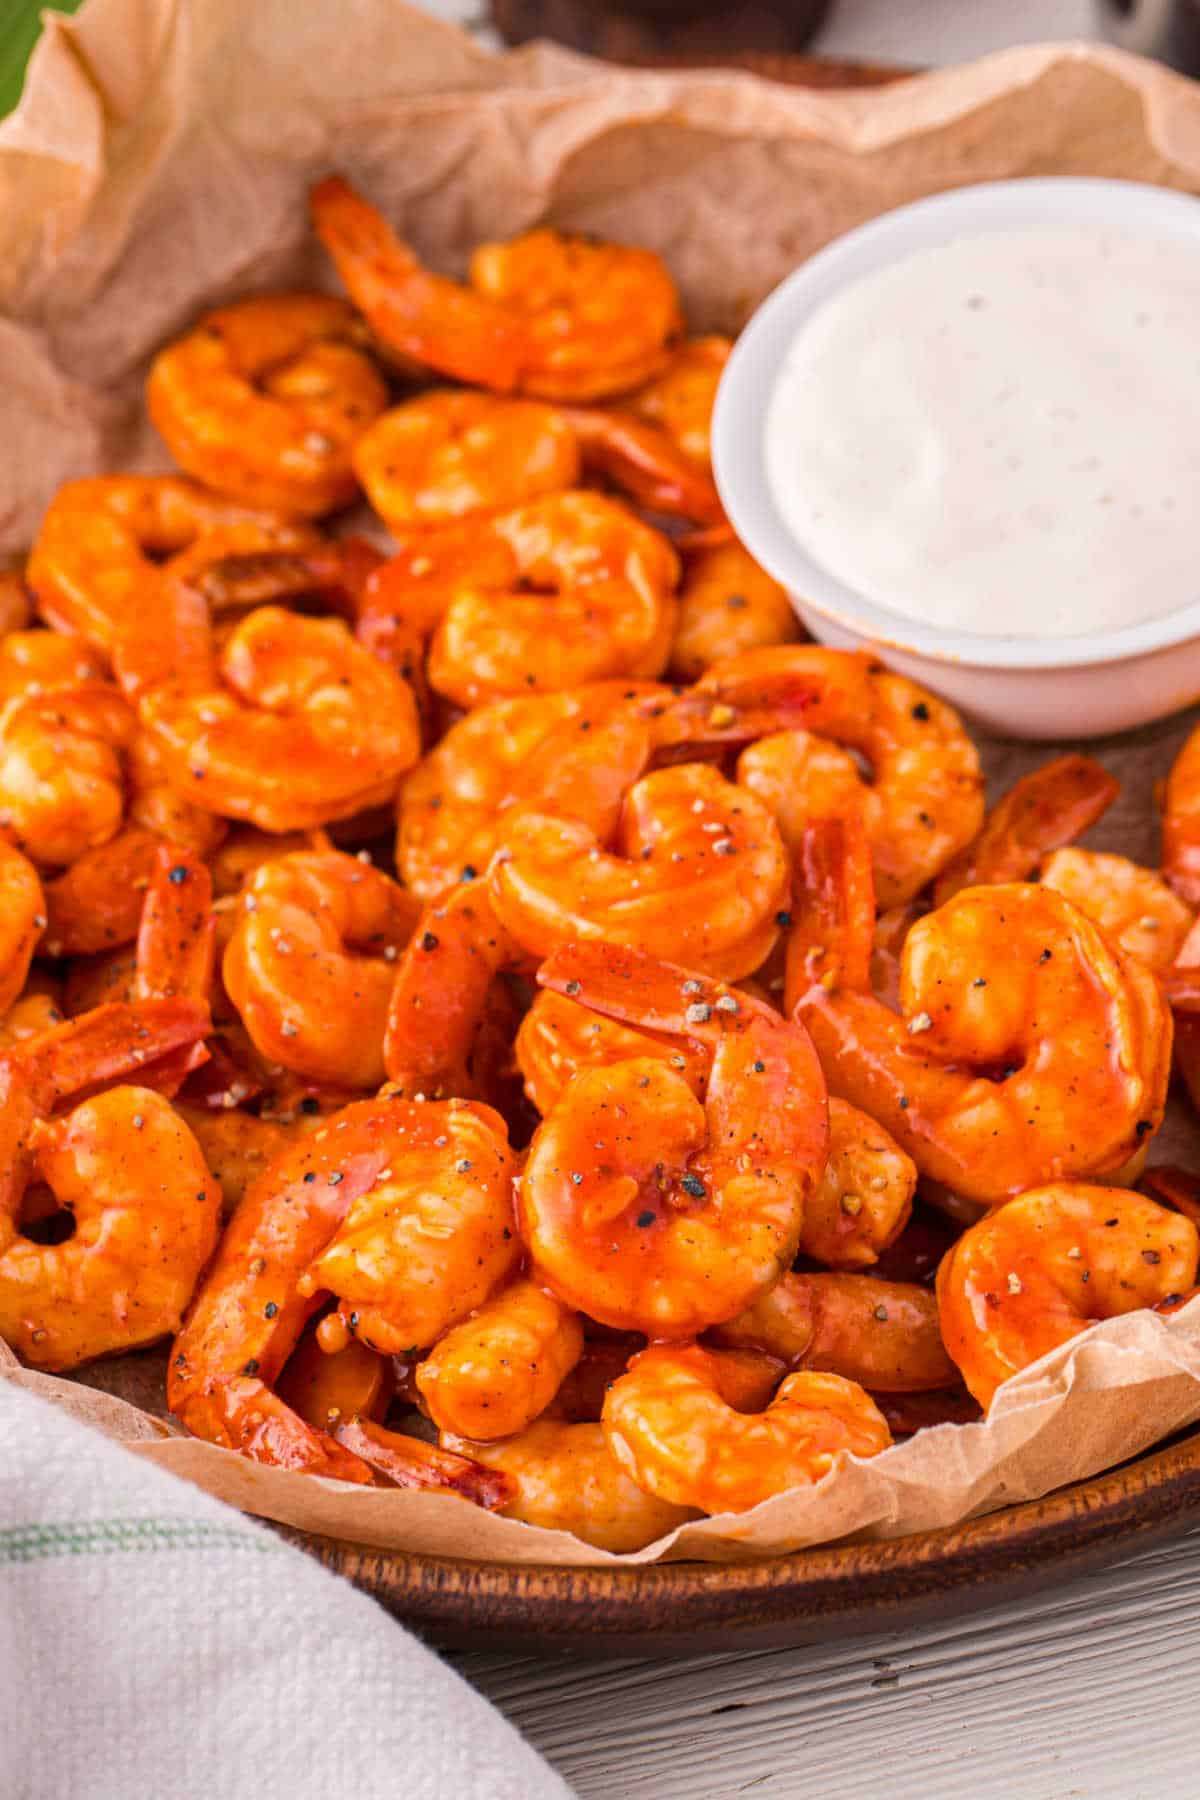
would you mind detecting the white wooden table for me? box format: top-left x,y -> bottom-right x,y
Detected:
417,3 -> 1200,1791
457,1527 -> 1200,1796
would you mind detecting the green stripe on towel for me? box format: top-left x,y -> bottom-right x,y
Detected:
0,1518 -> 282,1564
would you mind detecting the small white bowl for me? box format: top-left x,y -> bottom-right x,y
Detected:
711,177 -> 1200,741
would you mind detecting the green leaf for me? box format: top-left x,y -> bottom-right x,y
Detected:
0,0 -> 86,119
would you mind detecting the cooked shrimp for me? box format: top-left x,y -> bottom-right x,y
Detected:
383,880 -> 522,1101
352,390 -> 580,531
629,336 -> 731,469
937,1183 -> 1199,1409
492,761 -> 790,981
397,682 -> 664,900
209,826 -> 326,897
124,578 -> 420,830
1162,721 -> 1200,905
415,1279 -> 584,1440
0,1086 -> 221,1372
298,1097 -> 522,1355
27,475 -> 310,652
0,999 -> 216,1370
603,1345 -> 891,1514
0,684 -> 133,867
558,405 -> 722,526
0,843 -> 44,1017
515,986 -> 707,1116
169,1095 -> 519,1477
469,228 -> 683,401
0,629 -> 107,696
520,943 -> 827,1334
802,1099 -> 916,1271
332,1415 -> 514,1508
515,991 -> 906,1262
441,1420 -> 696,1551
175,1105 -> 296,1215
669,539 -> 800,682
712,1271 -> 957,1392
312,178 -> 683,401
426,493 -> 679,708
276,1327 -> 393,1432
41,827 -> 163,959
223,850 -> 419,1088
726,648 -> 985,908
125,730 -> 227,858
1169,916 -> 1200,1120
310,176 -> 528,393
147,293 -> 388,515
788,819 -> 1172,1205
1039,848 -> 1193,972
0,989 -> 63,1050
0,567 -> 32,637
933,753 -> 1120,905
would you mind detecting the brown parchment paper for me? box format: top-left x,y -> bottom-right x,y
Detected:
6,0 -> 1200,1565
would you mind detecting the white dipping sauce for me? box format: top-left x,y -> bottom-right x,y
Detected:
763,223 -> 1200,639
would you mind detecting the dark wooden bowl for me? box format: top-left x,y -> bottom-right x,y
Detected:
280,1424 -> 1200,1654
277,47 -> 1198,1651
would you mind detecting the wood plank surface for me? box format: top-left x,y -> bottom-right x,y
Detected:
458,1528 -> 1200,1796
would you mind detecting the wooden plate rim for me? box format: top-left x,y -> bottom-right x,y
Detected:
286,1421 -> 1200,1648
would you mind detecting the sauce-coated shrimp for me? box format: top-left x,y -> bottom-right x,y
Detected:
1039,848 -> 1193,972
42,827 -> 163,959
0,999 -> 216,1369
0,843 -> 45,1017
311,178 -> 683,402
124,579 -> 420,831
147,294 -> 388,515
933,753 -> 1119,905
515,990 -> 909,1267
514,986 -> 707,1116
520,943 -> 828,1334
937,1184 -> 1199,1408
0,567 -> 32,636
603,1345 -> 891,1514
169,1095 -> 519,1477
442,1420 -> 696,1550
712,1271 -> 957,1392
629,336 -> 731,469
558,405 -> 722,526
801,1099 -> 916,1270
726,648 -> 984,908
175,1105 -> 296,1216
426,493 -> 679,708
416,1279 -> 583,1440
0,1087 -> 221,1371
469,229 -> 683,401
310,176 -> 528,393
0,629 -> 106,696
1162,721 -> 1200,905
383,880 -> 521,1102
276,1328 -> 393,1433
27,476 -> 310,652
669,540 -> 800,682
352,391 -> 580,531
0,684 -> 133,867
223,850 -> 419,1088
492,761 -> 789,981
396,681 -> 668,900
789,819 -> 1172,1205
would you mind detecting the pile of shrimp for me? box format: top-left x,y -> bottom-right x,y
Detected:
5,175 -> 1200,1551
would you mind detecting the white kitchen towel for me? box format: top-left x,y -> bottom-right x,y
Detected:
0,1380 -> 572,1800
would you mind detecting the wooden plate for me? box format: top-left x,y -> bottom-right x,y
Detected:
281,1426 -> 1200,1654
